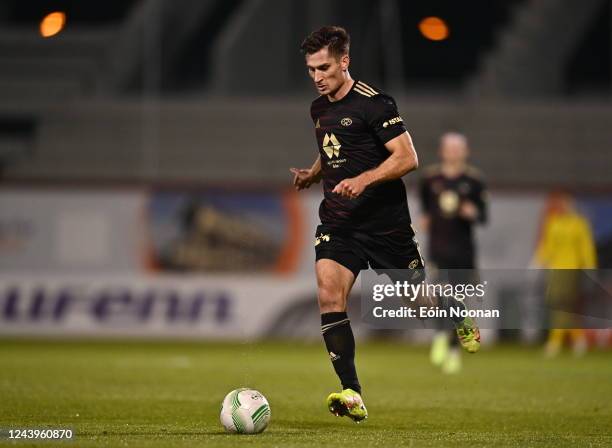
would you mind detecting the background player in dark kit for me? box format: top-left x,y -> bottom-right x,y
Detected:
290,27 -> 481,422
419,132 -> 488,374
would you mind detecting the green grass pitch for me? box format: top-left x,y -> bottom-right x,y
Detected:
1,340 -> 611,447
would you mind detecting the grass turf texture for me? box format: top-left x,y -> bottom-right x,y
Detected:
1,340 -> 611,447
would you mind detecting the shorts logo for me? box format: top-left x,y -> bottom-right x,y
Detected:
322,133 -> 341,158
408,259 -> 420,269
315,233 -> 331,246
340,117 -> 352,127
382,116 -> 403,128
329,351 -> 340,361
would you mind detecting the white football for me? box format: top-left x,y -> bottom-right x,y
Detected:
220,388 -> 271,434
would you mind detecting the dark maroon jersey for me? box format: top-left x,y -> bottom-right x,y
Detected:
310,80 -> 412,234
419,164 -> 488,266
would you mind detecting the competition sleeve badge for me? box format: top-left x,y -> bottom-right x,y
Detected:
382,116 -> 403,128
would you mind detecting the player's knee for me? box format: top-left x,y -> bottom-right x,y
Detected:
317,283 -> 345,313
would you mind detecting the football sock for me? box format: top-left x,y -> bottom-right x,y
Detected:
437,295 -> 467,325
547,329 -> 565,346
321,312 -> 361,394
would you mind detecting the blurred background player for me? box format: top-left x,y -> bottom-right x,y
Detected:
533,191 -> 597,357
419,132 -> 488,373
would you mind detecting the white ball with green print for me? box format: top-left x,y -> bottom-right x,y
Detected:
220,388 -> 271,434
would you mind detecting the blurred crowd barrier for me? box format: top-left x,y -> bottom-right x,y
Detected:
1,186 -> 611,342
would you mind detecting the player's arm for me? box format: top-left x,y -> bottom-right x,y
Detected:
459,177 -> 488,223
533,218 -> 552,268
333,94 -> 417,199
368,132 -> 419,184
418,175 -> 432,231
290,156 -> 322,191
333,131 -> 417,198
578,218 -> 597,269
473,180 -> 488,224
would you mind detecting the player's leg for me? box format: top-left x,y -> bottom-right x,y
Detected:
362,230 -> 480,353
430,327 -> 462,374
316,259 -> 368,422
442,334 -> 462,374
570,329 -> 587,357
427,262 -> 452,367
545,328 -> 565,357
430,325 -> 449,367
443,266 -> 478,364
438,267 -> 480,354
314,225 -> 369,422
424,257 -> 480,354
317,258 -> 359,392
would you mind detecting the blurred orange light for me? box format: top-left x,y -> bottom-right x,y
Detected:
419,16 -> 449,41
40,11 -> 66,38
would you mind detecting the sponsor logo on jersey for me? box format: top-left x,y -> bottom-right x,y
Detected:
382,116 -> 403,128
322,133 -> 341,158
340,117 -> 353,127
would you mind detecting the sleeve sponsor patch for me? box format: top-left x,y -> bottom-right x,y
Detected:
382,116 -> 403,128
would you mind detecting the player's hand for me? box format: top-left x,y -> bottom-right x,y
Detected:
332,175 -> 369,199
459,201 -> 478,221
289,168 -> 320,191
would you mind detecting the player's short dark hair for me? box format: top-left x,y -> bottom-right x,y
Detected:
300,26 -> 350,58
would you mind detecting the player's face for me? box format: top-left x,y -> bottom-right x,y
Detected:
305,47 -> 349,96
440,139 -> 468,164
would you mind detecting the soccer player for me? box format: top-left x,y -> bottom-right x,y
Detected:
290,26 -> 480,422
533,191 -> 597,357
419,133 -> 488,374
